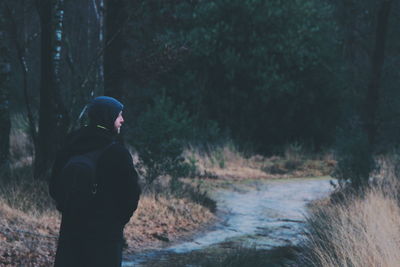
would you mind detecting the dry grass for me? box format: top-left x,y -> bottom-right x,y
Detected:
124,193 -> 215,253
302,175 -> 400,267
184,143 -> 254,178
0,175 -> 215,266
9,113 -> 34,168
184,143 -> 335,180
0,181 -> 60,266
0,202 -> 59,266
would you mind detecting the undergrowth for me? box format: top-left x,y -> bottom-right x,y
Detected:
299,155 -> 400,267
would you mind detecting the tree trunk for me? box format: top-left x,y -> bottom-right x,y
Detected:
93,0 -> 105,96
0,2 -> 11,171
34,0 -> 69,180
364,0 -> 393,147
104,0 -> 126,100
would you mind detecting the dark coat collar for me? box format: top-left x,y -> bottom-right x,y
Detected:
64,125 -> 117,156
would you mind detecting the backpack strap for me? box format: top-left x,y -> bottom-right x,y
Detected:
87,141 -> 116,195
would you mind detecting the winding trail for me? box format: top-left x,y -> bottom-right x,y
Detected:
123,177 -> 333,266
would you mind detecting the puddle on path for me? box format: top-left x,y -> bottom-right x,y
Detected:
123,177 -> 334,266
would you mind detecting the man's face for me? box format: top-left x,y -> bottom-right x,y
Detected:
114,111 -> 124,134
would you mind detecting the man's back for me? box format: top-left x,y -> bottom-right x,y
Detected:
50,96 -> 141,267
50,125 -> 140,239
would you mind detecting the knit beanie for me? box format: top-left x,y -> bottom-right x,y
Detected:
87,96 -> 124,130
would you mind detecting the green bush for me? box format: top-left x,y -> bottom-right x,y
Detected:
131,95 -> 193,186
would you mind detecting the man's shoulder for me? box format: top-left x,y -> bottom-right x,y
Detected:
63,126 -> 91,147
106,142 -> 133,160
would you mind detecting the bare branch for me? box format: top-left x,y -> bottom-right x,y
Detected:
4,2 -> 38,149
78,12 -> 134,90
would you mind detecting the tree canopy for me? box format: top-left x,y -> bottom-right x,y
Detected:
1,0 -> 400,184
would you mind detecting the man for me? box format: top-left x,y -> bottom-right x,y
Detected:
49,96 -> 141,267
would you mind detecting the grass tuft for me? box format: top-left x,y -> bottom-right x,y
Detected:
0,168 -> 56,216
300,171 -> 400,267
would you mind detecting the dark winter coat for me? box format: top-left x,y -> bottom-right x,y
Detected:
50,125 -> 141,267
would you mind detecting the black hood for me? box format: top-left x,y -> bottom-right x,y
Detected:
65,126 -> 116,156
87,96 -> 124,131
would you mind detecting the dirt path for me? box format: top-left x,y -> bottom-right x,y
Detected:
122,177 -> 333,266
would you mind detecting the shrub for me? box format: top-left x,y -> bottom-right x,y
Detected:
131,95 -> 193,186
170,178 -> 216,212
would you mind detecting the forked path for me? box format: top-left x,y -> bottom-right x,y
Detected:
123,177 -> 333,266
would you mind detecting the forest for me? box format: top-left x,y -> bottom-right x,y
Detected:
1,0 -> 400,266
0,0 -> 398,184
